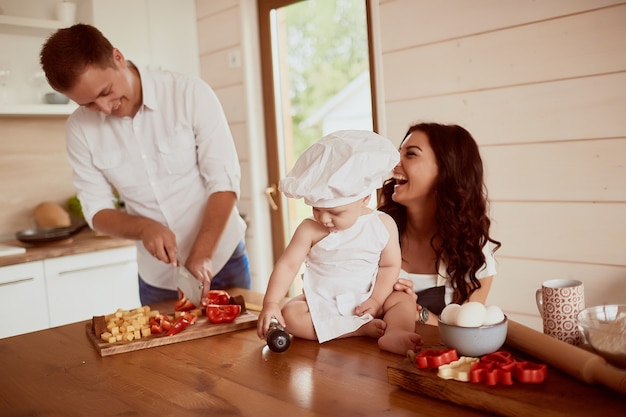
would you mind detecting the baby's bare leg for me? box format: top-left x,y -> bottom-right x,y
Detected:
378,292 -> 423,355
282,294 -> 317,340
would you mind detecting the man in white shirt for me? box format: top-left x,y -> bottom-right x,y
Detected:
40,24 -> 251,305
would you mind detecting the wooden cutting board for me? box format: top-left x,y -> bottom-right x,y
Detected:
387,325 -> 626,417
86,310 -> 258,357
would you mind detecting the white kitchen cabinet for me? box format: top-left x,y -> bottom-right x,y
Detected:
0,261 -> 49,338
77,0 -> 200,75
45,246 -> 140,327
0,246 -> 139,338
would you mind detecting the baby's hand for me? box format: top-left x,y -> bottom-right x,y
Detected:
355,298 -> 380,317
256,303 -> 284,339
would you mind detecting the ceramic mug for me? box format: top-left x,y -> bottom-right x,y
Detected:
535,279 -> 585,345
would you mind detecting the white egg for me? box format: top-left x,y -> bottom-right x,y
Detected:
482,305 -> 505,326
456,302 -> 487,327
440,303 -> 461,325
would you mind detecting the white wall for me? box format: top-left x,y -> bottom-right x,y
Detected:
195,0 -> 273,293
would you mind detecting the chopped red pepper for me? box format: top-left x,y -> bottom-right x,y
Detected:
206,290 -> 230,306
182,311 -> 198,325
166,315 -> 191,336
161,319 -> 172,332
175,289 -> 230,311
148,314 -> 173,334
174,295 -> 196,311
206,304 -> 241,324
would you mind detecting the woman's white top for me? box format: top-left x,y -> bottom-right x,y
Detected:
399,241 -> 497,306
303,211 -> 389,343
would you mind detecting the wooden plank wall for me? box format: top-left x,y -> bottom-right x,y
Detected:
0,118 -> 73,237
195,0 -> 274,292
377,0 -> 626,329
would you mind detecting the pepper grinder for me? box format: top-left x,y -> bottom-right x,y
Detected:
267,318 -> 291,352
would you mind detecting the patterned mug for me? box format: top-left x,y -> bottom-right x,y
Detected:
535,279 -> 585,345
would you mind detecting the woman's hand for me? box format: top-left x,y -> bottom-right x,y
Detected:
393,278 -> 417,301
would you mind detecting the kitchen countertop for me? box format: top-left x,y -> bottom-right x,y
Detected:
1,289 -> 624,416
0,228 -> 135,267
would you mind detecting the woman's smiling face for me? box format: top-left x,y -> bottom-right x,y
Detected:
392,130 -> 439,205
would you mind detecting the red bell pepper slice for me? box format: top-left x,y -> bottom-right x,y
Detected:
166,315 -> 191,336
206,290 -> 230,306
175,289 -> 230,311
206,304 -> 241,324
416,348 -> 459,369
183,311 -> 198,325
174,294 -> 197,311
148,314 -> 173,334
161,319 -> 172,332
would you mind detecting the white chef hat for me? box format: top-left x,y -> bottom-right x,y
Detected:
279,130 -> 399,208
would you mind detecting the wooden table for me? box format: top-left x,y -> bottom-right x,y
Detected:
0,289 -> 623,417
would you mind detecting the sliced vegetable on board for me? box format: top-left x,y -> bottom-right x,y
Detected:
206,304 -> 242,324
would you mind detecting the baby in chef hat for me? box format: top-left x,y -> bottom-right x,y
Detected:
257,130 -> 422,355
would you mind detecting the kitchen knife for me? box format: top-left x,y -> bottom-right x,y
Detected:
172,264 -> 203,307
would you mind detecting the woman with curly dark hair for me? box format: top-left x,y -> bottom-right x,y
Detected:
378,122 -> 501,325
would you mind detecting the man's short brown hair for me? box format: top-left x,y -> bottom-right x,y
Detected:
40,24 -> 116,92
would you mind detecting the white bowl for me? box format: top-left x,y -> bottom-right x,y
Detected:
438,316 -> 508,357
44,92 -> 69,104
577,304 -> 626,369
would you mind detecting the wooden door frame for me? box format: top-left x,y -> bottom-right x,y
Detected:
257,0 -> 377,263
